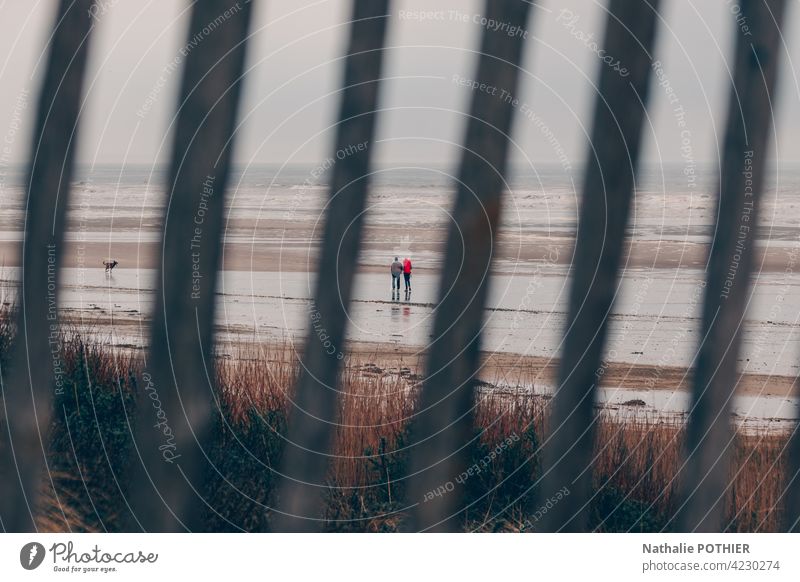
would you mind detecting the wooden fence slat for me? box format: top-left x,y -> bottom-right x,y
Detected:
271,0 -> 390,532
405,0 -> 532,532
0,0 -> 97,533
676,0 -> 787,532
537,0 -> 660,532
127,0 -> 253,532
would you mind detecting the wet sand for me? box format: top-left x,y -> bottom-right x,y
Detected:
2,234 -> 799,274
3,164 -> 800,432
53,302 -> 798,402
340,341 -> 798,400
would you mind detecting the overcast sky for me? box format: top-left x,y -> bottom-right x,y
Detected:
1,0 -> 798,169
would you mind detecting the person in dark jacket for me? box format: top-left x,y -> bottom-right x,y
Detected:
402,257 -> 412,291
390,257 -> 403,293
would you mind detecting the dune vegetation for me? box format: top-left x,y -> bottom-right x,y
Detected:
0,303 -> 790,532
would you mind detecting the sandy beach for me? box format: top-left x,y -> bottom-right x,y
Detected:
338,342 -> 798,398
3,229 -> 800,274
2,164 -> 799,432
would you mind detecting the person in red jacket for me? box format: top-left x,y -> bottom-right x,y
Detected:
402,257 -> 412,291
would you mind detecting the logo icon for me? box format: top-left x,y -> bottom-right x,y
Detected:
20,542 -> 46,570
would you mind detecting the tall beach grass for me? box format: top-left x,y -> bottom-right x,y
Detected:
0,303 -> 791,532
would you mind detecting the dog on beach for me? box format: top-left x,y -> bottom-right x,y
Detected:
103,259 -> 119,273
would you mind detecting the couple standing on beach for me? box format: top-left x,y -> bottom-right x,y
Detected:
391,256 -> 412,295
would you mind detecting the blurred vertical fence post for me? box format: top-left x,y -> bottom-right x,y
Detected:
406,0 -> 532,532
0,0 -> 97,533
271,0 -> 390,532
676,0 -> 787,532
127,0 -> 253,532
537,0 -> 660,532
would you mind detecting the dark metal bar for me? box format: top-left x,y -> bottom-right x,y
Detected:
127,0 -> 253,532
405,0 -> 532,532
271,0 -> 390,532
677,0 -> 786,532
537,0 -> 660,532
0,0 -> 97,533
